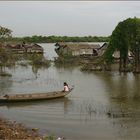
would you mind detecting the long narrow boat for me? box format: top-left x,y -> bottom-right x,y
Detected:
0,88 -> 73,102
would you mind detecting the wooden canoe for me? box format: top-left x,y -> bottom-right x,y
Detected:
0,88 -> 73,102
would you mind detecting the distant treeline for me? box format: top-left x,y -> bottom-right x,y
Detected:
2,35 -> 110,43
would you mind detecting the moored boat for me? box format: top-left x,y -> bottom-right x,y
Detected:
0,88 -> 73,102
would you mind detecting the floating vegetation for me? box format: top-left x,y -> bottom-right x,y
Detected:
43,136 -> 55,140
28,53 -> 51,68
81,64 -> 102,72
106,110 -> 133,118
0,72 -> 12,77
54,56 -> 82,68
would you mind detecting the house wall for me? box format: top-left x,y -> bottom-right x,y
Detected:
71,49 -> 93,56
72,51 -> 80,56
59,47 -> 72,56
11,49 -> 25,54
26,48 -> 43,53
80,49 -> 93,55
63,47 -> 72,55
57,45 -> 95,56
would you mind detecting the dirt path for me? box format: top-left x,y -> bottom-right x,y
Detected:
0,117 -> 42,140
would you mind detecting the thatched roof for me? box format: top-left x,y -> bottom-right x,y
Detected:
4,43 -> 43,51
55,42 -> 101,51
5,44 -> 23,49
98,43 -> 108,50
31,44 -> 43,50
23,44 -> 43,50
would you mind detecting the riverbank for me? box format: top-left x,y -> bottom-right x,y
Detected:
0,117 -> 42,140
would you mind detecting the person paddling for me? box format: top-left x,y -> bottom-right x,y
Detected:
63,82 -> 69,92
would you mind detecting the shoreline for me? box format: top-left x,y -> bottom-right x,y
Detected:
0,117 -> 43,140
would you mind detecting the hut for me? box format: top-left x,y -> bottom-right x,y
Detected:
25,44 -> 43,53
4,43 -> 43,54
55,42 -> 101,57
5,44 -> 25,53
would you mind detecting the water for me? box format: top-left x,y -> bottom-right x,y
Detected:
1,43 -> 140,140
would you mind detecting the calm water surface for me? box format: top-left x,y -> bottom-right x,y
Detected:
1,43 -> 140,140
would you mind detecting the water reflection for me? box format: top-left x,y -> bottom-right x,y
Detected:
1,44 -> 140,140
0,97 -> 71,114
0,77 -> 12,96
89,71 -> 140,140
91,71 -> 140,99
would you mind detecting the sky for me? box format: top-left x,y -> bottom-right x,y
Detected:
0,1 -> 140,37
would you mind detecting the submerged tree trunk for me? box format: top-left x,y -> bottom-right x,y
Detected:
119,51 -> 122,72
133,47 -> 140,73
119,58 -> 122,72
119,52 -> 126,72
119,50 -> 128,72
123,57 -> 128,72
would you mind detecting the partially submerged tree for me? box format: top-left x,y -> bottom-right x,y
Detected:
105,17 -> 140,73
0,26 -> 13,76
0,26 -> 12,42
126,18 -> 140,73
0,46 -> 11,75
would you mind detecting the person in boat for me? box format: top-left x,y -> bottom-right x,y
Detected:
63,82 -> 69,92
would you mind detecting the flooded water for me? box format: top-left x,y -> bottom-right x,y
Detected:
1,43 -> 140,140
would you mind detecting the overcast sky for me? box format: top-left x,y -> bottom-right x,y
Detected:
0,1 -> 140,37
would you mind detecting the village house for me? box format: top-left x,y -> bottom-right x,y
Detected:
4,43 -> 43,54
5,44 -> 25,54
24,43 -> 43,53
55,42 -> 107,57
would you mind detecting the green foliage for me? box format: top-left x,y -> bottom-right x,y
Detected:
0,47 -> 12,67
0,25 -> 109,43
0,26 -> 12,43
0,47 -> 19,66
105,21 -> 128,61
28,53 -> 50,67
104,17 -> 140,72
0,46 -> 16,75
9,35 -> 110,43
43,135 -> 56,140
54,55 -> 82,68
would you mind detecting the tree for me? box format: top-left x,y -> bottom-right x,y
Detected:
0,26 -> 13,75
0,26 -> 12,38
0,46 -> 10,72
126,18 -> 140,73
105,17 -> 140,72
